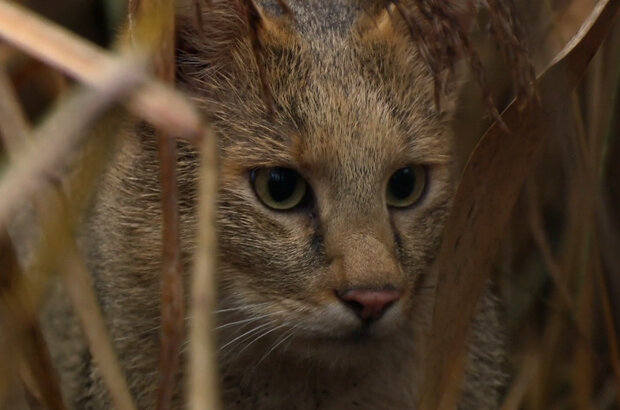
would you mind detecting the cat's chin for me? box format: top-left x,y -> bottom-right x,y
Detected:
280,322 -> 414,368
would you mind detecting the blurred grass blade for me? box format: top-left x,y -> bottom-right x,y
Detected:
35,119 -> 135,410
0,63 -> 67,410
526,184 -> 574,312
0,231 -> 67,410
500,347 -> 539,410
0,66 -> 30,153
419,0 -> 620,408
61,236 -> 137,410
0,1 -> 201,140
0,66 -> 139,408
593,236 -> 620,407
0,59 -> 143,228
189,127 -> 221,410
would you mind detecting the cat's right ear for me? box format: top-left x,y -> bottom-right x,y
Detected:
175,1 -> 277,49
176,0 -> 252,52
176,0 -> 287,75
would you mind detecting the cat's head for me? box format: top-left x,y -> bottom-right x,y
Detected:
176,0 -> 469,365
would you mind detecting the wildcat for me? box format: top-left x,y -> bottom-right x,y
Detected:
43,0 -> 505,408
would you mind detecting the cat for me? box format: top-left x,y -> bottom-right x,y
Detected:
43,0 -> 505,408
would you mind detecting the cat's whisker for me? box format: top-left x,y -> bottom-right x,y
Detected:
217,310 -> 292,361
215,312 -> 274,331
218,321 -> 274,353
181,302 -> 273,322
230,322 -> 290,361
214,301 -> 272,314
254,326 -> 297,370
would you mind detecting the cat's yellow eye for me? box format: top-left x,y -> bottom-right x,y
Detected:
386,165 -> 427,208
251,167 -> 308,210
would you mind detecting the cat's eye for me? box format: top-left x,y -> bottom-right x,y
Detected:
386,165 -> 427,208
251,167 -> 308,210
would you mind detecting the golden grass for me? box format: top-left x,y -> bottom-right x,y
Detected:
0,0 -> 618,408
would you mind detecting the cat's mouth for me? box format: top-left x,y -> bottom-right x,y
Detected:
281,322 -> 406,366
346,325 -> 373,342
302,321 -> 391,346
334,326 -> 377,344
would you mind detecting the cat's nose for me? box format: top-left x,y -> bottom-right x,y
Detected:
337,288 -> 402,321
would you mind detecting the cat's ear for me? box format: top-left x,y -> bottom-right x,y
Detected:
175,0 -> 283,69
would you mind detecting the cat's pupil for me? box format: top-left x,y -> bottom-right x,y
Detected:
268,167 -> 299,203
388,167 -> 416,199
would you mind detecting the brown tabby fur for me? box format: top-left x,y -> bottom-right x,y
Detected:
43,0 -> 505,408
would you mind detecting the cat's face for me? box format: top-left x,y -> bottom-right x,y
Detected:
178,1 -> 455,364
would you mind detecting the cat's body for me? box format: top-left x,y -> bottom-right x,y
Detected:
43,0 -> 504,408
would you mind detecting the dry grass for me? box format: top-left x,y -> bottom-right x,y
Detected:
0,0 -> 618,409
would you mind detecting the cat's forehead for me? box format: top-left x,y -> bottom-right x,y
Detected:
249,36 -> 451,171
259,0 -> 373,37
290,64 -> 413,176
198,1 -> 454,175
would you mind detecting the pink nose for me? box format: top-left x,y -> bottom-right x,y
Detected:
337,288 -> 402,321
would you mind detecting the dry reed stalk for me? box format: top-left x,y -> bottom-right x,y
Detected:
0,231 -> 67,410
0,59 -> 144,228
15,319 -> 67,410
60,239 -> 137,410
0,65 -> 67,410
12,130 -> 132,408
155,118 -> 184,410
548,160 -> 594,406
508,2 -> 619,405
127,0 -> 185,408
500,347 -> 539,410
573,242 -> 595,409
524,169 -> 594,405
0,66 -> 141,409
0,232 -> 27,406
568,18 -> 619,407
0,1 -> 201,140
531,290 -> 567,409
1,110 -> 125,315
128,0 -> 142,39
594,198 -> 620,406
585,38 -> 605,148
34,128 -> 136,410
188,127 -> 220,410
418,1 -> 619,408
0,86 -> 137,410
0,67 -> 29,153
593,235 -> 620,408
387,0 -> 535,126
526,184 -> 574,312
0,4 -> 219,408
560,37 -> 605,407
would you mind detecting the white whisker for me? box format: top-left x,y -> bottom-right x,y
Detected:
254,327 -> 297,369
219,321 -> 273,352
231,322 -> 290,360
215,312 -> 274,330
214,302 -> 271,314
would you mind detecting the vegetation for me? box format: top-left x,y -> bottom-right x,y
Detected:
0,0 -> 618,408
